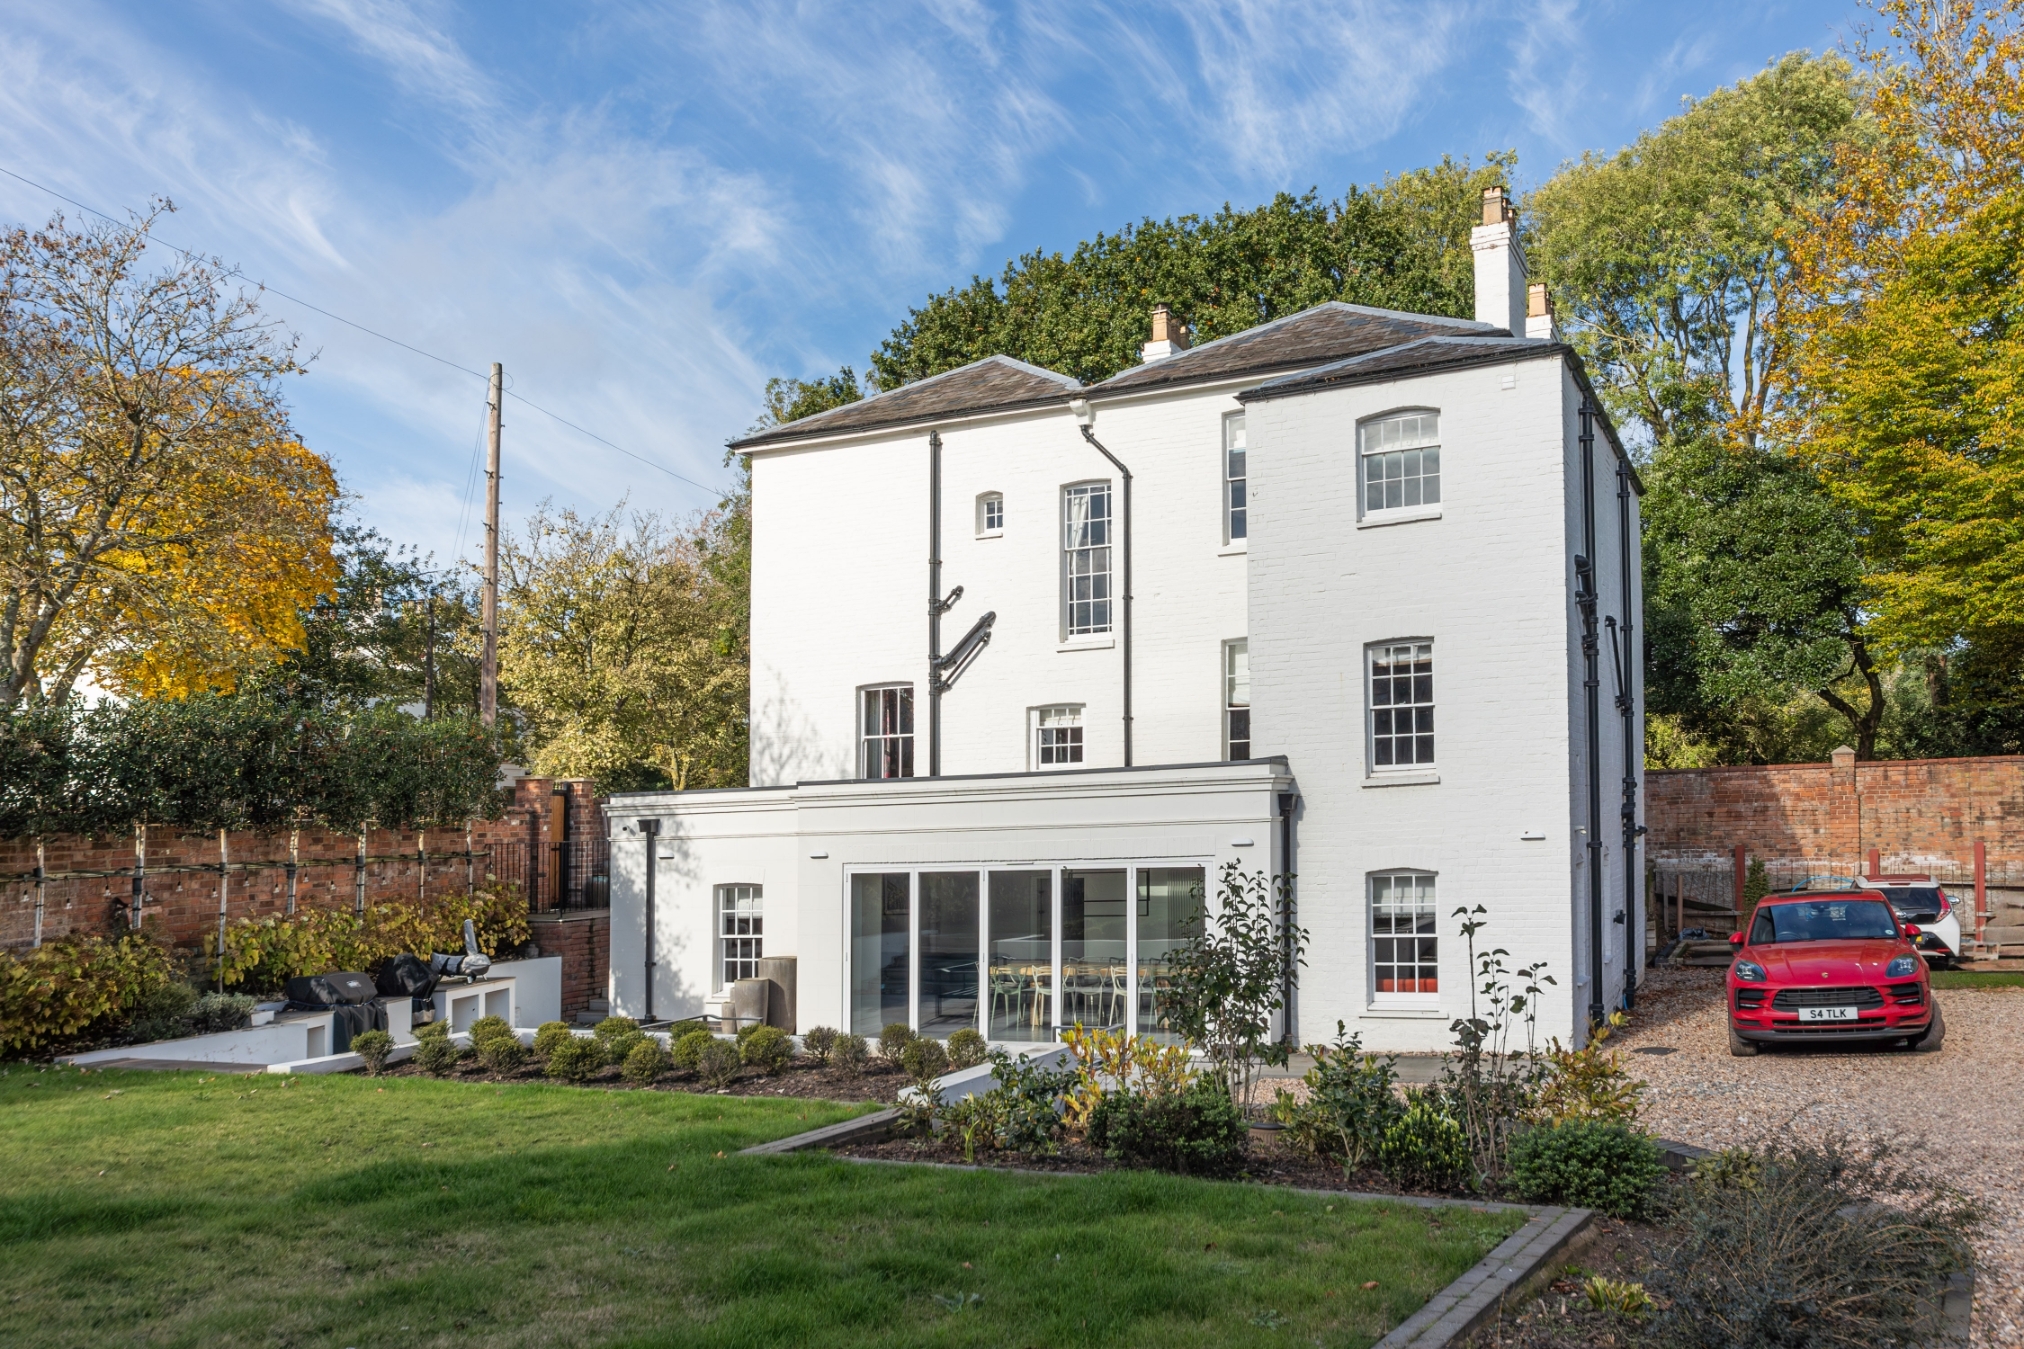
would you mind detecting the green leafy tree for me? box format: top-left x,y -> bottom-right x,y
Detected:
869,156 -> 1514,389
749,367 -> 863,432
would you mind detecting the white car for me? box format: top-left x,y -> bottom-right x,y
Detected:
1862,874 -> 1964,968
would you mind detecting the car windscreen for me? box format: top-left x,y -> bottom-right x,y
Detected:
1749,900 -> 1899,944
1876,887 -> 1945,919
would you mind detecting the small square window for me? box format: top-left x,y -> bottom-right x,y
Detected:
1033,705 -> 1084,768
1360,411 -> 1440,515
977,492 -> 1004,536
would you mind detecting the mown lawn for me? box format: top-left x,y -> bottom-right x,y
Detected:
0,1064 -> 1521,1348
1931,969 -> 2024,990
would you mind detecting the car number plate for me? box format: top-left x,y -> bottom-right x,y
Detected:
1799,1006 -> 1859,1022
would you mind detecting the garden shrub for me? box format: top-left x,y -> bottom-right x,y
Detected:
351,1029 -> 393,1076
1086,1078 -> 1246,1176
696,1038 -> 742,1089
933,1051 -> 1073,1160
478,1034 -> 528,1074
734,1021 -> 765,1045
592,1015 -> 639,1046
413,1034 -> 466,1077
945,1027 -> 987,1069
831,1032 -> 869,1077
900,1036 -> 949,1087
1061,1026 -> 1198,1133
544,1034 -> 605,1084
1649,1136 -> 1978,1349
1378,1096 -> 1472,1192
414,1018 -> 450,1042
1508,1122 -> 1663,1217
532,1020 -> 575,1058
186,992 -> 255,1034
467,1015 -> 514,1047
208,883 -> 530,996
877,1022 -> 915,1063
621,1039 -> 669,1086
601,1030 -> 647,1068
125,980 -> 200,1045
1531,1016 -> 1643,1126
741,1025 -> 794,1074
0,932 -> 179,1057
670,1027 -> 716,1072
801,1025 -> 839,1065
1272,1022 -> 1401,1170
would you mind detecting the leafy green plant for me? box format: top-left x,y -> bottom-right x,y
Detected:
467,1015 -> 514,1047
801,1025 -> 839,1065
1508,1122 -> 1664,1217
592,1016 -> 639,1046
621,1039 -> 668,1086
1272,1022 -> 1401,1171
0,932 -> 180,1057
1431,906 -> 1553,1190
741,1025 -> 794,1075
1531,1014 -> 1643,1125
186,993 -> 255,1034
544,1035 -> 605,1084
207,883 -> 530,995
831,1032 -> 869,1078
1583,1275 -> 1654,1320
1164,862 -> 1305,1111
1086,1077 -> 1247,1176
877,1022 -> 916,1064
531,1020 -> 573,1057
601,1030 -> 647,1068
1689,1146 -> 1763,1191
413,1034 -> 465,1077
350,1028 -> 393,1076
670,1027 -> 716,1073
900,1036 -> 949,1087
695,1038 -> 742,1090
1060,1026 -> 1196,1134
945,1028 -> 987,1069
1377,1097 -> 1472,1193
1649,1136 -> 1979,1349
125,980 -> 200,1045
414,1017 -> 450,1042
478,1035 -> 528,1074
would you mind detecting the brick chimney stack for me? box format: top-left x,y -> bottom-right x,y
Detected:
1140,303 -> 1191,363
1471,185 -> 1529,336
1526,282 -> 1556,341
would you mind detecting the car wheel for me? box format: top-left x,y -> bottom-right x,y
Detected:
1728,1026 -> 1758,1057
1912,1001 -> 1946,1053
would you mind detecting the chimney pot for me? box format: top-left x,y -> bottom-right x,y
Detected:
1481,185 -> 1514,228
1140,303 -> 1191,363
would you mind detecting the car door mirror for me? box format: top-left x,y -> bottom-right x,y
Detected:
1728,932 -> 1744,946
1903,924 -> 1921,938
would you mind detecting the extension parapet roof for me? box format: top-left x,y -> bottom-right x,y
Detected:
728,302 -> 1510,450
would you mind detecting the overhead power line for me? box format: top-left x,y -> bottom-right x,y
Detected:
0,164 -> 735,500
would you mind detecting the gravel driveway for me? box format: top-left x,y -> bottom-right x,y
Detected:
1617,967 -> 2021,1348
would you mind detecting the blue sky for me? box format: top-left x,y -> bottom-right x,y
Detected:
1,0 -> 1855,568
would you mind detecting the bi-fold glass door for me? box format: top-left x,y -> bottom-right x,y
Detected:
846,864 -> 1207,1042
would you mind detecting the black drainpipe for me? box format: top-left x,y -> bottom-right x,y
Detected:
1278,791 -> 1298,1047
1577,398 -> 1604,1034
928,430 -> 943,776
636,817 -> 660,1022
1617,458 -> 1640,1009
1076,415 -> 1133,765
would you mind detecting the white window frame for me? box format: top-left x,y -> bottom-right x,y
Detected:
1367,640 -> 1435,773
1369,870 -> 1439,1007
859,683 -> 915,779
716,883 -> 763,992
977,491 -> 1004,538
1061,481 -> 1113,638
1222,412 -> 1247,546
1030,704 -> 1085,769
1223,639 -> 1250,760
1358,409 -> 1442,522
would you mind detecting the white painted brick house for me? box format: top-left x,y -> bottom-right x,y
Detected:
607,188 -> 1645,1051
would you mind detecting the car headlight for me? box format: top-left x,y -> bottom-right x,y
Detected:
1886,955 -> 1919,979
1734,960 -> 1767,982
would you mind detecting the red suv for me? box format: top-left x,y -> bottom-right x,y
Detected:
1727,890 -> 1942,1056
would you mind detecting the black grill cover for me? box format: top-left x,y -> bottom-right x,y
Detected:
285,971 -> 378,1006
375,953 -> 438,1001
329,1000 -> 388,1054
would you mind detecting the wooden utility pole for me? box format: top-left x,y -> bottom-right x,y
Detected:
480,362 -> 503,727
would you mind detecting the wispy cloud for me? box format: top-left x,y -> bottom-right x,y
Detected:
1506,0 -> 1586,151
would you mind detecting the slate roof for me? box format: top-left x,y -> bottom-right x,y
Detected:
730,354 -> 1082,450
1085,302 -> 1504,398
1238,336 -> 1564,402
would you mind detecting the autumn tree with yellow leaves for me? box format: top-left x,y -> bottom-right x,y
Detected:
1784,0 -> 2024,742
0,205 -> 338,709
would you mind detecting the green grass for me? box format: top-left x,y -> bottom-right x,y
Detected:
0,1065 -> 1519,1348
1931,969 -> 2024,989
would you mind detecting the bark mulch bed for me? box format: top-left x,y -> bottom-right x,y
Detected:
372,1053 -> 910,1102
1459,1215 -> 1665,1347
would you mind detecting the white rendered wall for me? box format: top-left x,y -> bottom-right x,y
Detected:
747,387 -> 1250,786
1246,352 -> 1586,1050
